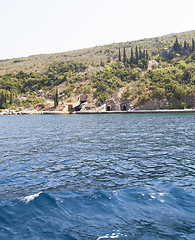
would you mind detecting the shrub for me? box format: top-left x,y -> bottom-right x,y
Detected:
152,87 -> 165,99
191,53 -> 195,60
123,88 -> 131,98
138,94 -> 149,105
173,86 -> 186,99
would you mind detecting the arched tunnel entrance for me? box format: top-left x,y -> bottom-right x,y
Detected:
106,106 -> 111,111
121,105 -> 127,111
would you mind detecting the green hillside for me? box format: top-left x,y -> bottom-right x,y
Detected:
0,30 -> 195,110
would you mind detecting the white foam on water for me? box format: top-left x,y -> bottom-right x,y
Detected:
113,190 -> 118,196
97,235 -> 109,239
158,192 -> 165,196
149,192 -> 166,202
150,195 -> 156,199
97,231 -> 127,239
22,192 -> 42,203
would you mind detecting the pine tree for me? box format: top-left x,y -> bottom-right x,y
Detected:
123,47 -> 127,64
54,87 -> 59,107
118,48 -> 121,62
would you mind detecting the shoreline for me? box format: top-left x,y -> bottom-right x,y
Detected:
0,109 -> 195,115
76,109 -> 195,114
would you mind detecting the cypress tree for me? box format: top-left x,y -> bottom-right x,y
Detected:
146,50 -> 149,60
192,39 -> 194,51
4,91 -> 7,104
173,38 -> 178,51
10,91 -> 13,105
54,87 -> 59,107
0,90 -> 5,109
184,40 -> 187,50
100,60 -> 104,66
142,48 -> 146,59
118,48 -> 121,62
130,47 -> 134,65
139,47 -> 142,60
107,56 -> 111,63
135,45 -> 139,63
123,47 -> 127,64
0,91 -> 3,109
173,38 -> 181,53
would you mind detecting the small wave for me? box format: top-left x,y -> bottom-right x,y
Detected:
97,231 -> 127,239
148,192 -> 166,202
22,191 -> 42,203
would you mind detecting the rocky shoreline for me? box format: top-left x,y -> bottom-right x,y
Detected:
0,109 -> 43,115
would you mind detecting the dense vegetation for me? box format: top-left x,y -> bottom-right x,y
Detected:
0,30 -> 195,110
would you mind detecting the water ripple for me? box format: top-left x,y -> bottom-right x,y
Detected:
0,114 -> 195,239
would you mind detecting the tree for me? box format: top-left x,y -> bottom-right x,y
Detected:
192,39 -> 195,52
0,90 -> 9,109
0,91 -> 3,109
54,87 -> 59,107
135,45 -> 139,63
142,58 -> 148,70
100,60 -> 105,66
142,48 -> 146,59
123,47 -> 127,64
107,56 -> 111,63
118,48 -> 121,62
130,47 -> 134,66
173,38 -> 181,53
146,49 -> 149,60
139,47 -> 142,59
184,40 -> 187,50
10,91 -> 13,105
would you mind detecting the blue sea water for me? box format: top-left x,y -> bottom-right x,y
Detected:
0,113 -> 195,240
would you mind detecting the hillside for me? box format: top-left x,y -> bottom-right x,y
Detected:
0,30 -> 195,111
1,30 -> 195,74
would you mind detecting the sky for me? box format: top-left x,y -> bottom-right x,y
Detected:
0,0 -> 194,60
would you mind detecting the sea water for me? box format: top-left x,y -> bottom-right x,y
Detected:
0,113 -> 194,239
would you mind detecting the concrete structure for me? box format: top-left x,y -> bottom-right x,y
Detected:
78,95 -> 88,104
120,99 -> 133,111
104,98 -> 120,111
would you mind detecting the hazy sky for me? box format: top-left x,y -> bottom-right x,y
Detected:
0,0 -> 194,59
